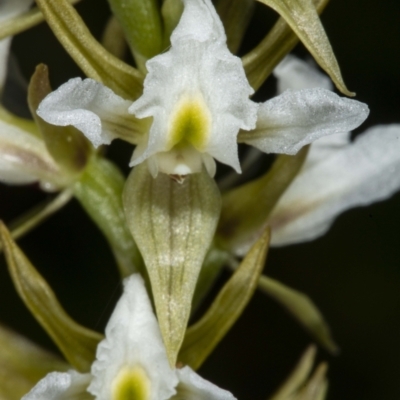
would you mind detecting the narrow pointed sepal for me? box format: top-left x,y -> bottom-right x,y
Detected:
258,276 -> 338,354
35,0 -> 143,100
0,1 -> 80,43
0,222 -> 103,372
123,164 -> 221,366
179,228 -> 270,370
242,0 -> 330,91
269,346 -> 328,400
256,0 -> 353,96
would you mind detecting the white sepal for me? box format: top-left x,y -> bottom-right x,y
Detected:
239,88 -> 369,155
21,371 -> 92,400
37,78 -> 141,148
174,366 -> 237,400
128,0 -> 257,174
269,124 -> 400,245
273,55 -> 333,93
88,274 -> 178,400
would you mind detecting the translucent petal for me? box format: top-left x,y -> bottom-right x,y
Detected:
0,221 -> 103,372
257,0 -> 353,96
21,371 -> 92,400
129,0 -> 257,173
273,54 -> 333,93
239,88 -> 369,155
37,78 -> 142,148
174,366 -> 236,400
269,125 -> 400,245
88,274 -> 178,400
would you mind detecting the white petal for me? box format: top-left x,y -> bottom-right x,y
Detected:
0,0 -> 33,89
174,366 -> 237,400
129,0 -> 257,173
37,78 -> 141,148
269,124 -> 400,245
304,131 -> 351,170
273,55 -> 333,93
88,274 -> 178,400
21,371 -> 91,400
0,116 -> 65,189
239,88 -> 369,155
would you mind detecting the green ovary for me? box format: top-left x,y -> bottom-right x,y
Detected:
112,366 -> 151,400
167,94 -> 211,151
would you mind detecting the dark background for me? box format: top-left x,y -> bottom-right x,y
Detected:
1,0 -> 400,399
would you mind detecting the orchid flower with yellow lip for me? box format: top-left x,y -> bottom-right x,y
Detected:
37,0 -> 369,180
22,274 -> 236,400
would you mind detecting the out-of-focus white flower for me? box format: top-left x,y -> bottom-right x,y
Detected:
0,0 -> 33,89
0,108 -> 66,190
269,56 -> 400,245
37,0 -> 368,179
0,0 -> 69,191
22,274 -> 236,400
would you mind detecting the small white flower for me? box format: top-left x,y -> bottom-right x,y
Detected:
37,0 -> 368,178
22,274 -> 236,400
268,56 -> 400,246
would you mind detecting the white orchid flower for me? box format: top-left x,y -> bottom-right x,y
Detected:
269,55 -> 400,246
0,0 -> 70,190
0,0 -> 69,191
22,274 -> 236,400
0,109 -> 68,190
37,0 -> 368,179
0,0 -> 33,89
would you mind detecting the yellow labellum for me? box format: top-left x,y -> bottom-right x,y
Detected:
168,94 -> 211,151
112,366 -> 151,400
